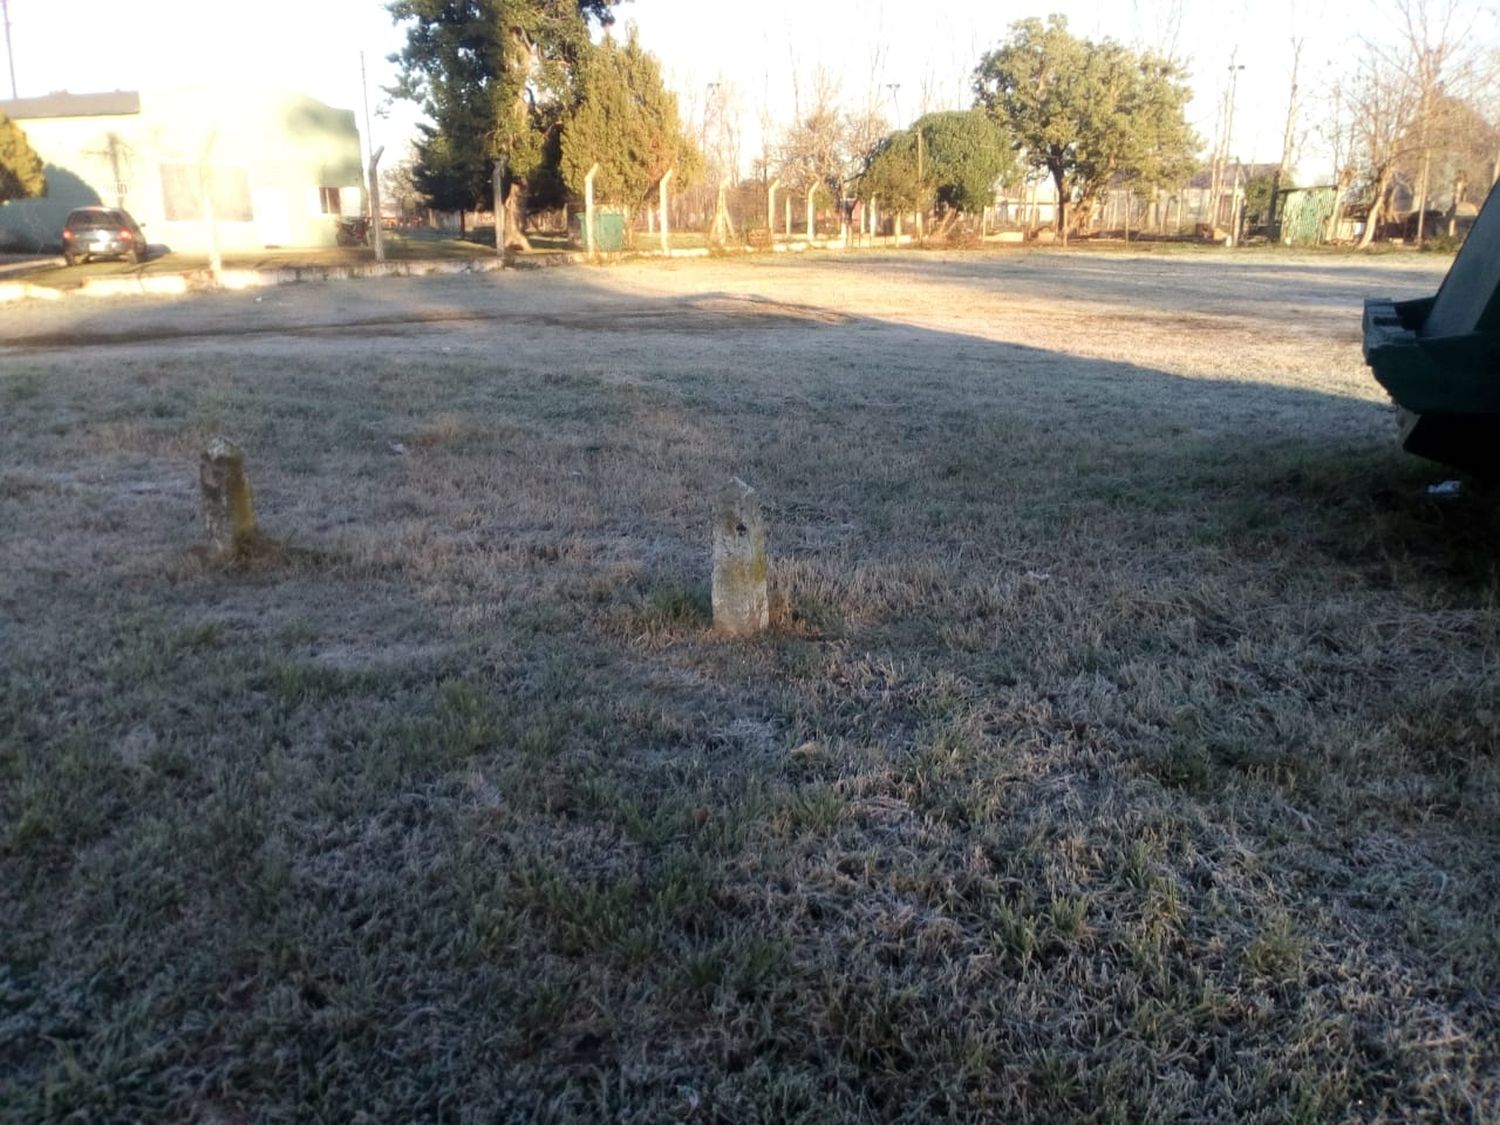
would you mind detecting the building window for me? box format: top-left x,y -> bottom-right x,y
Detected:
319,186 -> 342,214
160,164 -> 254,222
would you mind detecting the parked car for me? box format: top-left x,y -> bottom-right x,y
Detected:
61,206 -> 148,266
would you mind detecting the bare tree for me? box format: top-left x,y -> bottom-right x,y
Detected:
1347,0 -> 1477,246
1396,0 -> 1468,240
776,70 -> 851,194
1347,46 -> 1420,247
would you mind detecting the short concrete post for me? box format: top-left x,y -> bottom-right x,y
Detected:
806,184 -> 818,241
200,437 -> 257,557
712,477 -> 768,636
767,178 -> 780,245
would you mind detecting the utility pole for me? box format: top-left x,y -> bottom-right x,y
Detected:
360,52 -> 385,263
1221,57 -> 1246,241
1,0 -> 16,100
368,146 -> 385,263
1269,39 -> 1302,241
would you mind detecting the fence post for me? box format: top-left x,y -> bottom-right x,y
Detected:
659,167 -> 673,255
806,183 -> 817,241
584,163 -> 599,260
767,178 -> 780,246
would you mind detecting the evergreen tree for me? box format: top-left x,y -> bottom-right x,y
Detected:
560,29 -> 700,207
859,111 -> 1017,218
388,0 -> 616,247
0,113 -> 45,204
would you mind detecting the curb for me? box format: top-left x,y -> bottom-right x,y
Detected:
0,253 -> 518,304
0,235 -> 928,304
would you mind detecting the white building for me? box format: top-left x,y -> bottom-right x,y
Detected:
0,85 -> 365,253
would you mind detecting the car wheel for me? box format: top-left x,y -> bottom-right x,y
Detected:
63,252 -> 78,267
129,247 -> 145,265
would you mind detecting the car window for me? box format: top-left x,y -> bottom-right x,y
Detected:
68,212 -> 117,229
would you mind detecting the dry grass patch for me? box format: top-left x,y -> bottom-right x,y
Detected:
1,251 -> 1495,1121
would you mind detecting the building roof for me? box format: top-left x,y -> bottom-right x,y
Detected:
0,91 -> 141,120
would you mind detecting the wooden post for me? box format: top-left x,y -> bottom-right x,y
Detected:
659,168 -> 673,255
767,178 -> 780,246
806,183 -> 817,241
584,162 -> 599,260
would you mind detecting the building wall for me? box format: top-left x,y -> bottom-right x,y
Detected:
0,85 -> 364,253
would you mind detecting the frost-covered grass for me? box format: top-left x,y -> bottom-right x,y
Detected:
2,249 -> 1495,1122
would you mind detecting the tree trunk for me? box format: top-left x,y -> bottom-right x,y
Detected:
1052,165 -> 1066,243
502,182 -> 531,251
1356,168 -> 1390,250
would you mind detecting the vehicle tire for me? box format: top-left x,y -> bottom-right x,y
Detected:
129,247 -> 145,265
63,252 -> 78,267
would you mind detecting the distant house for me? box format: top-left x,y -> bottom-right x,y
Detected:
0,85 -> 364,253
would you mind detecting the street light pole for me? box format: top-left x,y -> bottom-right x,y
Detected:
360,52 -> 384,262
2,0 -> 17,100
1212,58 -> 1245,240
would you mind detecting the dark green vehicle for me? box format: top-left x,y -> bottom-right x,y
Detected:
1362,180 -> 1500,475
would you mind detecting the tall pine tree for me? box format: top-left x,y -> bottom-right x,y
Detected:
388,0 -> 616,247
560,30 -> 699,208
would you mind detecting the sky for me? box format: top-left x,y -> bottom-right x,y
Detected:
5,0 -> 1496,183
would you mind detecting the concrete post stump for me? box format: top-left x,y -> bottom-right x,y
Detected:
712,477 -> 769,636
200,437 -> 257,557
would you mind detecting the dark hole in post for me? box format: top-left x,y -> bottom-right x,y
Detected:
736,523 -> 747,535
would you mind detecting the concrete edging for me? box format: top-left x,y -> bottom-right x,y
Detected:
0,232 -> 937,304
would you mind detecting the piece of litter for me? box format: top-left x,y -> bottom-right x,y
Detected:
1426,480 -> 1462,497
389,442 -> 409,455
1025,570 -> 1051,581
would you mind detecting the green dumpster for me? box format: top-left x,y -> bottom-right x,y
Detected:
574,210 -> 627,252
1362,179 -> 1500,475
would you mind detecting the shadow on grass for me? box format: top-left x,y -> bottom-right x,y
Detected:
3,253 -> 1497,1122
